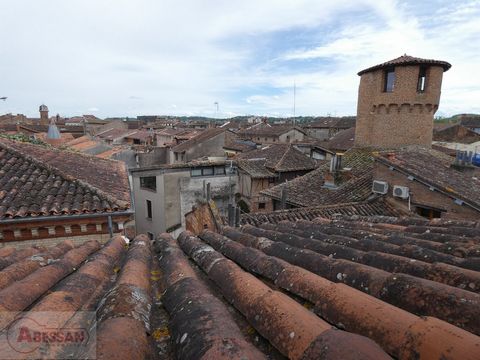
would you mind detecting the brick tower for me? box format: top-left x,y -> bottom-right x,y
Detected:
39,104 -> 49,125
354,55 -> 451,148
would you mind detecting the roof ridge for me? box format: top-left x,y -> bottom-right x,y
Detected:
274,143 -> 293,171
0,139 -> 129,210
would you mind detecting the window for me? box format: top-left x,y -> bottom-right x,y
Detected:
416,206 -> 441,219
191,169 -> 202,177
258,202 -> 266,209
175,153 -> 179,161
140,176 -> 156,191
133,139 -> 141,144
268,177 -> 275,183
202,167 -> 214,176
417,66 -> 427,92
384,67 -> 395,92
146,200 -> 152,219
147,232 -> 154,240
214,166 -> 226,175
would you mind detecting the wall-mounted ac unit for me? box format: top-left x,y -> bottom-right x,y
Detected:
393,185 -> 409,199
372,180 -> 388,194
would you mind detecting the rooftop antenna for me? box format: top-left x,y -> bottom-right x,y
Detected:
214,101 -> 219,127
293,80 -> 296,125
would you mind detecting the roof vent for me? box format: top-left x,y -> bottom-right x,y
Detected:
372,180 -> 388,194
393,185 -> 409,199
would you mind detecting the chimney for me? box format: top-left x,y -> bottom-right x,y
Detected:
329,153 -> 343,173
324,153 -> 351,188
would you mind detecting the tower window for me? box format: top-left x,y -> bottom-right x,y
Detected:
417,66 -> 427,92
146,200 -> 152,219
384,67 -> 395,92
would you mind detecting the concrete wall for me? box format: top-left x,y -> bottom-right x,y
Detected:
305,128 -> 330,140
132,171 -> 167,237
132,165 -> 235,237
355,65 -> 445,148
278,129 -> 306,143
179,173 -> 237,228
112,149 -> 138,169
184,132 -> 226,162
373,162 -> 479,220
138,147 -> 168,167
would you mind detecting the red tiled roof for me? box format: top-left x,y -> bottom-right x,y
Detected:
0,236 -> 156,359
153,217 -> 480,359
358,55 -> 451,75
1,218 -> 478,358
262,148 -> 374,207
375,147 -> 480,211
237,124 -> 306,137
0,138 -> 131,212
240,197 -> 409,225
327,127 -> 356,151
124,130 -> 152,141
237,143 -> 317,173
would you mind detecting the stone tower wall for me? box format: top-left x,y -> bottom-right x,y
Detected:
355,65 -> 444,148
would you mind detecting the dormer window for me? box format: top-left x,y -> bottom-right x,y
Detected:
417,66 -> 427,92
384,67 -> 395,92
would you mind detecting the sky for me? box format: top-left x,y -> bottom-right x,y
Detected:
0,0 -> 479,119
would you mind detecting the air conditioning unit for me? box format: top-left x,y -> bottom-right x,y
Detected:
372,180 -> 388,194
393,185 -> 410,199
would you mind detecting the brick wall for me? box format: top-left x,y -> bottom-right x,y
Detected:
0,232 -> 121,250
355,65 -> 445,148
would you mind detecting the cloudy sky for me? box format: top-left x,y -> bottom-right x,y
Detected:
1,0 -> 479,118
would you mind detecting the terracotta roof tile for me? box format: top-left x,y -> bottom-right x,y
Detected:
358,54 -> 451,75
261,148 -> 375,207
375,147 -> 480,210
237,124 -> 306,137
240,197 -> 410,225
327,127 -> 356,151
237,143 -> 317,173
0,139 -> 130,219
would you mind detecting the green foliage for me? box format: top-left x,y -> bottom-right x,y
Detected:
0,133 -> 47,145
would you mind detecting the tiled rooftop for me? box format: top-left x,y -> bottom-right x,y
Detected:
237,125 -> 305,137
327,127 -> 355,151
375,147 -> 480,210
358,54 -> 451,75
237,143 -> 318,173
155,214 -> 479,359
240,198 -> 409,225
0,235 -> 159,359
1,214 -> 479,358
262,148 -> 374,207
0,139 -> 131,219
304,117 -> 355,129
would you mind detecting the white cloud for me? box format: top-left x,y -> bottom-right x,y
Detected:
0,0 -> 478,117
